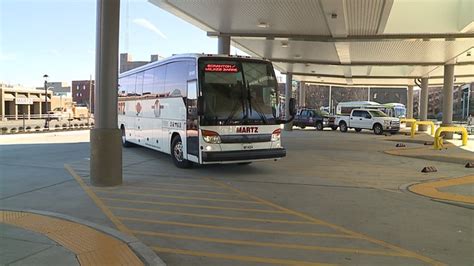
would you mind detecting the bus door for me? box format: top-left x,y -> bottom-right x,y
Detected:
186,80 -> 199,160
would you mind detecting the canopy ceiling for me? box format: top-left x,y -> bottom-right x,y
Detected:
151,0 -> 474,86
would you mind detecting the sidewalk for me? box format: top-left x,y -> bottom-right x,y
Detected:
0,210 -> 163,266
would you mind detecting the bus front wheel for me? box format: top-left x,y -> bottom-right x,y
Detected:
171,136 -> 191,168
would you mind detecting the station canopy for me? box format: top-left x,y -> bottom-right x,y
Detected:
151,0 -> 474,87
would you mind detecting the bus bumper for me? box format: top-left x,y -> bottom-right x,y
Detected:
202,148 -> 286,162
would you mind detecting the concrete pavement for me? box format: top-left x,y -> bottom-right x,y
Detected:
1,129 -> 473,265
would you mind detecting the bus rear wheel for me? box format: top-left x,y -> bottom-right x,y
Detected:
171,136 -> 191,168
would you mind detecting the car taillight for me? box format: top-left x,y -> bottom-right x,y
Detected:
271,128 -> 281,142
201,130 -> 221,144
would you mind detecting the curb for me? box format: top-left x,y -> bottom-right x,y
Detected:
1,208 -> 166,266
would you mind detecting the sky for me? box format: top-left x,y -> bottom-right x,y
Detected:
0,0 -> 243,87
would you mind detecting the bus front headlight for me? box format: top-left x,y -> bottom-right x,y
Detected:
201,130 -> 221,144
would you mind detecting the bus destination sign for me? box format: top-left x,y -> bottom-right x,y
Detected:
205,64 -> 238,73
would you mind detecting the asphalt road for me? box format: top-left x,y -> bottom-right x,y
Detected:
1,129 -> 473,265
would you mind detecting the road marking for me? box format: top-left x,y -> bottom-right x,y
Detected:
101,197 -> 286,213
152,246 -> 333,266
109,206 -> 320,225
409,175 -> 474,204
105,185 -> 242,196
64,164 -> 132,236
118,216 -> 355,239
134,230 -> 406,257
205,177 -> 446,266
1,211 -> 142,266
94,189 -> 262,204
132,181 -> 217,188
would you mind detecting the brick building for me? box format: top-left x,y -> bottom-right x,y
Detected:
72,80 -> 95,112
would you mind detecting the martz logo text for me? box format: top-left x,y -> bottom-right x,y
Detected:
236,127 -> 259,133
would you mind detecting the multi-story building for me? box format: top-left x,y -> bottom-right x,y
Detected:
1,83 -> 53,120
72,80 -> 95,111
119,53 -> 163,74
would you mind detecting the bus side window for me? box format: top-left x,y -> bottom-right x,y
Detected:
143,69 -> 154,96
153,65 -> 166,97
135,72 -> 144,96
164,61 -> 188,97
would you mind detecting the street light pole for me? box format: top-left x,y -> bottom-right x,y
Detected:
43,74 -> 49,129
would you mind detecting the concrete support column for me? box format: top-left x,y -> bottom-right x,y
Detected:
407,85 -> 414,119
328,86 -> 332,114
419,77 -> 429,131
298,82 -> 305,107
367,87 -> 371,101
218,35 -> 231,55
442,64 -> 455,139
91,0 -> 122,187
284,73 -> 293,131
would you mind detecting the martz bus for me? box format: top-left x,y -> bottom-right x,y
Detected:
118,54 -> 295,168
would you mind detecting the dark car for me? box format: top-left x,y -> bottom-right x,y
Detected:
293,108 -> 337,130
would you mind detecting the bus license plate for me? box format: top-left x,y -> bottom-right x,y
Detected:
243,144 -> 253,150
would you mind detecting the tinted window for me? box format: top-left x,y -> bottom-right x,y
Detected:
352,110 -> 362,117
135,72 -> 144,96
153,65 -> 166,96
119,74 -> 136,96
142,69 -> 154,95
164,61 -> 188,97
362,111 -> 371,118
188,61 -> 196,80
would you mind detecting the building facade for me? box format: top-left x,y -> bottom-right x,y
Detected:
1,83 -> 53,120
72,80 -> 95,111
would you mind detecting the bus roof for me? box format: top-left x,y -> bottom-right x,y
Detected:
337,101 -> 382,107
119,53 -> 271,77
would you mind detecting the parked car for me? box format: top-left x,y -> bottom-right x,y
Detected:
335,109 -> 400,135
293,108 -> 337,130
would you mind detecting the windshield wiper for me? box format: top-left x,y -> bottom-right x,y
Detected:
247,85 -> 268,124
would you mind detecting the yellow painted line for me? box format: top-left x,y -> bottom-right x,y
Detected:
1,211 -> 142,266
134,181 -> 217,188
111,185 -> 241,196
94,189 -> 261,204
118,216 -> 356,239
109,206 -> 320,225
205,177 -> 446,266
101,197 -> 286,214
409,175 -> 474,204
134,230 -> 407,257
64,164 -> 132,236
152,246 -> 334,266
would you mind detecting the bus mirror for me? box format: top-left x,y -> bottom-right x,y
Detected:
197,96 -> 205,116
289,98 -> 297,116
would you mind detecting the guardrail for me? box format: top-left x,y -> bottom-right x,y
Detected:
410,121 -> 435,137
434,126 -> 468,150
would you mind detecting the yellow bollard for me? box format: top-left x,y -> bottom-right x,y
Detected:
410,121 -> 435,138
434,126 -> 468,150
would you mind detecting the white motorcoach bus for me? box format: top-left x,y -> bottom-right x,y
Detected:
118,54 -> 295,168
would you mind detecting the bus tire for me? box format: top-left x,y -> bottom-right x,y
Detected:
339,122 -> 348,132
171,136 -> 191,168
121,126 -> 133,147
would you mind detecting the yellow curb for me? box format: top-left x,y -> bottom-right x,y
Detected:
0,211 -> 143,266
409,176 -> 474,204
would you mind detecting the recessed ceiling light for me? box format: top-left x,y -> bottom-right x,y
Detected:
281,42 -> 288,48
257,22 -> 269,28
294,55 -> 301,59
467,51 -> 472,56
311,70 -> 315,74
305,63 -> 310,67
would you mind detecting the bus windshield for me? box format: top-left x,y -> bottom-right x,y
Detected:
199,59 -> 278,126
394,107 -> 406,118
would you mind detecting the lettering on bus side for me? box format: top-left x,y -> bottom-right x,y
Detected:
236,127 -> 259,133
168,121 -> 183,129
